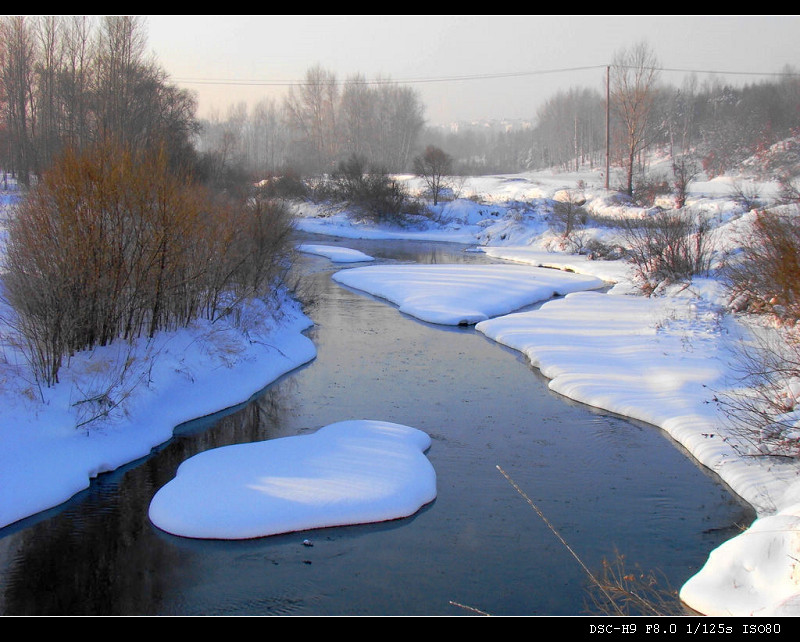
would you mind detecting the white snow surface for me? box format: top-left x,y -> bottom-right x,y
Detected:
332,263 -> 605,325
3,159 -> 800,615
297,243 -> 374,263
148,419 -> 436,539
679,503 -> 800,616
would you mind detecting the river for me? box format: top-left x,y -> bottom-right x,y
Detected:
0,234 -> 753,616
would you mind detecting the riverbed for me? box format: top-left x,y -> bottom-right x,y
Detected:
0,235 -> 753,615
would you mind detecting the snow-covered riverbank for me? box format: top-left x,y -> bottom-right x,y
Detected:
0,292 -> 317,529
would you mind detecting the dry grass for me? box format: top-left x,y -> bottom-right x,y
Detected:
497,465 -> 686,617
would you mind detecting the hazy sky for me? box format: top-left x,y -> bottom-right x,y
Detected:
145,15 -> 800,125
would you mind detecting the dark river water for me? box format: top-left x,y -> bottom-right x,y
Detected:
0,234 -> 753,616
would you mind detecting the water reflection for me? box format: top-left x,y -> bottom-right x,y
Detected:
0,233 -> 754,615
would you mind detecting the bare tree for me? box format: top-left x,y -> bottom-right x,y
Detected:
339,74 -> 377,161
283,64 -> 339,172
59,16 -> 93,148
610,41 -> 660,196
671,153 -> 700,209
92,16 -> 148,142
32,16 -> 63,173
376,83 -> 424,171
414,145 -> 453,206
536,87 -> 605,171
0,16 -> 37,184
251,98 -> 288,174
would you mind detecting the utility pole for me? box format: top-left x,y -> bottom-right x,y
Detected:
605,65 -> 610,191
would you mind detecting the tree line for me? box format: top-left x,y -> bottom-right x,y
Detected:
424,42 -> 800,191
197,64 -> 426,181
0,16 -> 199,186
4,22 -> 799,194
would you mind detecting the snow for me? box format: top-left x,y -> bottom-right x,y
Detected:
477,247 -> 633,287
3,156 -> 800,615
0,294 -> 317,530
679,503 -> 800,616
297,243 -> 374,263
148,419 -> 436,539
332,263 -> 605,325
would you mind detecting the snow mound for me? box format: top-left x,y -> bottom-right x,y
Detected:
297,243 -> 374,263
148,420 -> 437,540
332,263 -> 605,325
680,502 -> 800,616
477,247 -> 632,289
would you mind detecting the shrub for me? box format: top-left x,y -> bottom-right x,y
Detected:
671,154 -> 700,209
631,174 -> 670,207
582,238 -> 625,261
258,167 -> 309,199
718,325 -> 800,458
551,190 -> 588,239
728,180 -> 763,212
322,154 -> 417,224
725,209 -> 800,321
719,207 -> 800,458
3,141 -> 292,386
619,209 -> 714,294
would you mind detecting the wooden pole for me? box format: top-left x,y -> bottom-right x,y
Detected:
605,65 -> 610,191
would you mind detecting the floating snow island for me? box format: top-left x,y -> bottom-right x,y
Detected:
148,420 -> 436,540
297,243 -> 374,263
332,263 -> 605,325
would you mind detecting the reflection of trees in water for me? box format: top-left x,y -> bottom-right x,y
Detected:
0,381 -> 300,615
2,456 -> 179,614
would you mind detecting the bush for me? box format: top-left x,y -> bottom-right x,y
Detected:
719,208 -> 800,458
671,154 -> 700,209
619,209 -> 714,294
3,141 -> 293,386
258,167 -> 309,199
322,154 -> 418,224
631,174 -> 670,207
718,325 -> 800,458
725,209 -> 800,321
551,190 -> 588,240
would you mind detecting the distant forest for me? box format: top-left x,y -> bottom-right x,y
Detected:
1,16 -> 799,190
196,54 -> 800,189
0,16 -> 199,186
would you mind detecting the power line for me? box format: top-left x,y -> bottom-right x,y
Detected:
169,66 -> 607,88
169,63 -> 798,88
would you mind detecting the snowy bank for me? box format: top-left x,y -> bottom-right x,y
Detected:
0,296 -> 317,530
477,247 -> 634,291
680,502 -> 800,616
297,243 -> 374,263
292,203 -> 479,244
332,263 -> 605,325
475,290 -> 799,516
148,419 -> 436,539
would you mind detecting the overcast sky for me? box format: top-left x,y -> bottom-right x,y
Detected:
145,15 -> 800,125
